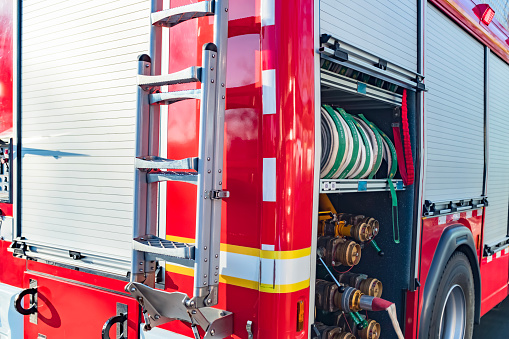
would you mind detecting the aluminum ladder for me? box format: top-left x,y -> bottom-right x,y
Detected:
125,1 -> 232,338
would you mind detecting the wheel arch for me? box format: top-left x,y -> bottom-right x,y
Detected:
418,224 -> 481,339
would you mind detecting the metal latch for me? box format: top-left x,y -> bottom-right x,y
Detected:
210,190 -> 230,200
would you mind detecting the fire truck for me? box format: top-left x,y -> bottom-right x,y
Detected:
1,0 -> 509,338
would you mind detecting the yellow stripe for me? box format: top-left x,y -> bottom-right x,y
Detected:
219,275 -> 259,291
260,247 -> 311,259
166,263 -> 194,276
166,235 -> 310,259
260,279 -> 310,293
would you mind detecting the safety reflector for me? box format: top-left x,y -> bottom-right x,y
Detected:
297,300 -> 305,331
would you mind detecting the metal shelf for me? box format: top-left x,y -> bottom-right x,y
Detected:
320,68 -> 403,111
320,179 -> 404,194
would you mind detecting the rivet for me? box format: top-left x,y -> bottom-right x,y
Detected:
208,170 -> 211,173
204,246 -> 208,250
207,157 -> 211,161
219,181 -> 222,185
192,310 -> 197,314
212,55 -> 216,58
215,254 -> 218,258
207,298 -> 212,304
215,272 -> 218,276
211,67 -> 214,71
214,280 -> 218,283
211,79 -> 215,83
139,269 -> 143,272
222,95 -> 225,99
204,258 -> 208,262
221,83 -> 225,87
225,7 -> 228,12
139,262 -> 143,265
218,169 -> 222,173
154,314 -> 160,320
131,287 -> 136,292
211,329 -> 216,336
204,274 -> 208,278
145,64 -> 150,68
204,282 -> 207,285
216,266 -> 219,269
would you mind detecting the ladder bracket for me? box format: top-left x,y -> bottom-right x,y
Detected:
136,156 -> 198,171
138,66 -> 202,89
126,282 -> 233,339
210,190 -> 230,200
151,1 -> 215,28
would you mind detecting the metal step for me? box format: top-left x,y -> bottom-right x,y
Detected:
147,170 -> 198,184
138,66 -> 201,88
151,1 -> 214,28
149,89 -> 202,105
133,235 -> 195,266
136,156 -> 198,171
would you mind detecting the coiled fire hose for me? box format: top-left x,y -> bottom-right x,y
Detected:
320,105 -> 400,243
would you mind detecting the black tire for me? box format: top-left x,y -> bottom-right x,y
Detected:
428,252 -> 474,339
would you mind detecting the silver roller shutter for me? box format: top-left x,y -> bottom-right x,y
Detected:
19,0 -> 151,274
484,52 -> 509,245
424,4 -> 485,202
320,0 -> 418,72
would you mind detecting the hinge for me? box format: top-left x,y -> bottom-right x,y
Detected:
333,42 -> 348,62
377,58 -> 388,70
210,190 -> 230,199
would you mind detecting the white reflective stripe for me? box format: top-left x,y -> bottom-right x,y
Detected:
272,255 -> 310,285
505,248 -> 509,255
262,69 -> 276,115
220,251 -> 260,282
263,158 -> 276,201
466,211 -> 473,219
487,255 -> 493,262
438,216 -> 446,225
452,213 -> 460,221
260,0 -> 275,26
496,251 -> 502,259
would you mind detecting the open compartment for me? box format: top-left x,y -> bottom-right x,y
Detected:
312,35 -> 420,339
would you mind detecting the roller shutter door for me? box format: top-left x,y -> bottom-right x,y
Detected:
484,52 -> 509,245
20,0 -> 150,273
320,0 -> 418,72
424,4 -> 484,202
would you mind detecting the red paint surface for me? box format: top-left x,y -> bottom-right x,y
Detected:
431,0 -> 509,64
23,272 -> 139,339
272,0 -> 315,252
0,202 -> 13,216
0,240 -> 24,287
479,253 -> 509,316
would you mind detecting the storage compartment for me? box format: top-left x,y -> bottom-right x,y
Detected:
312,43 -> 419,339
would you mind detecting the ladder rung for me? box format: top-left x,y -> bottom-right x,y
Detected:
138,66 -> 201,88
149,89 -> 202,105
147,171 -> 198,184
133,235 -> 195,264
151,1 -> 214,28
136,156 -> 198,171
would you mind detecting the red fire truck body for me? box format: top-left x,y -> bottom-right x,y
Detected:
1,1 -> 509,339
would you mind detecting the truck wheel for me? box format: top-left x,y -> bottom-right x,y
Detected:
428,252 -> 474,339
